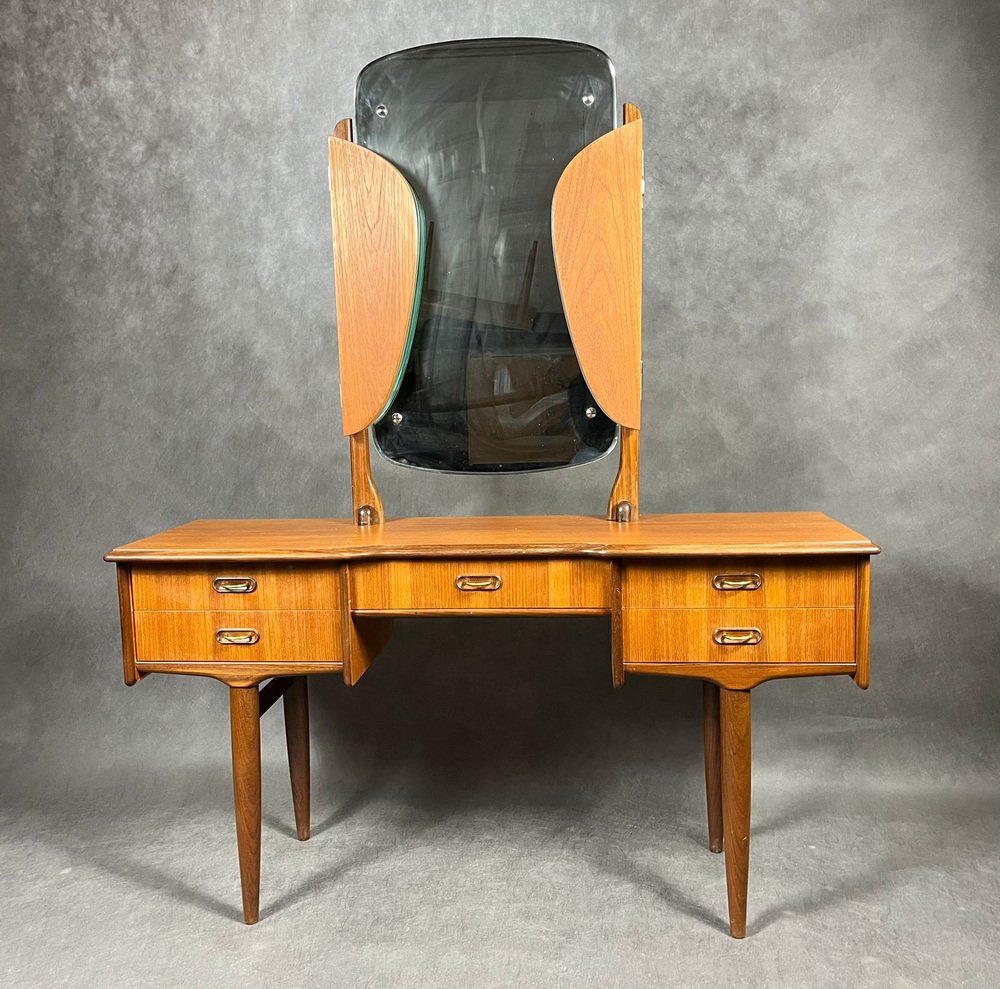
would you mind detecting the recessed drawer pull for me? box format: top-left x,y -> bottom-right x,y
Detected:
455,575 -> 502,592
213,576 -> 258,594
713,627 -> 763,646
712,573 -> 762,591
216,628 -> 261,646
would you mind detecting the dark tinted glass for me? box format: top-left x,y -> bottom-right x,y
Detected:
355,38 -> 617,472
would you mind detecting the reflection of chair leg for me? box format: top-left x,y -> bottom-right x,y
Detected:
283,676 -> 311,841
229,686 -> 262,925
702,681 -> 723,853
720,687 -> 751,939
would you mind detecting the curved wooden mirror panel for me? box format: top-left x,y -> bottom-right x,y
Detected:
552,104 -> 643,431
328,124 -> 424,436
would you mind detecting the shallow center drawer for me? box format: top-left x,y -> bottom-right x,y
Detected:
350,558 -> 611,613
131,564 -> 340,611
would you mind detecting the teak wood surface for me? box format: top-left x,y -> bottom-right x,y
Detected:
133,611 -> 343,665
620,557 -> 857,608
620,608 -> 855,665
607,425 -> 640,521
329,125 -> 422,435
106,512 -> 878,562
116,564 -> 139,685
350,557 -> 611,613
854,556 -> 871,689
552,105 -> 643,429
348,429 -> 384,524
131,564 -> 341,611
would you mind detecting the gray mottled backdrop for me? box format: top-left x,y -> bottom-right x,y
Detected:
2,2 -> 998,987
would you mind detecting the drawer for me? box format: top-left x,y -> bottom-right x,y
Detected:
621,558 -> 855,609
134,611 -> 343,664
131,565 -> 340,612
350,558 -> 611,612
621,608 -> 855,665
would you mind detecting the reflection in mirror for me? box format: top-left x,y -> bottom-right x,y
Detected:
355,38 -> 618,472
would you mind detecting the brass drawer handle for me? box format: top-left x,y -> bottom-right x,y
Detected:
713,627 -> 762,646
712,573 -> 762,592
213,576 -> 258,594
216,628 -> 260,646
455,575 -> 503,592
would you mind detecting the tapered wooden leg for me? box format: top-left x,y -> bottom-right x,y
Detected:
702,681 -> 723,853
229,686 -> 261,925
282,676 -> 310,841
720,687 -> 751,939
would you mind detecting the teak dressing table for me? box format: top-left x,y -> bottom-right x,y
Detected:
106,40 -> 878,938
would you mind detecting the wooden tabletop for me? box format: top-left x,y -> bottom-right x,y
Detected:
106,513 -> 879,563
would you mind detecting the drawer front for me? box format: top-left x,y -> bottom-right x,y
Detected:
350,558 -> 611,612
134,611 -> 342,663
622,608 -> 854,664
131,565 -> 340,611
622,558 -> 855,609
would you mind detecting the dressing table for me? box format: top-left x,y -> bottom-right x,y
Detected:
106,39 -> 878,938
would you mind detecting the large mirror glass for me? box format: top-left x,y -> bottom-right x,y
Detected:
355,38 -> 618,472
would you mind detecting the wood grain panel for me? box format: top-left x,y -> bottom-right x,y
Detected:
610,563 -> 625,686
134,611 -> 343,664
623,662 -> 855,689
621,608 -> 854,665
131,564 -> 340,611
349,429 -> 384,524
552,105 -> 643,428
351,558 -> 611,613
116,565 -> 140,685
329,132 -> 422,435
341,615 -> 393,685
134,662 -> 341,687
621,558 -> 855,609
607,425 -> 640,521
854,556 -> 871,689
106,513 -> 880,562
340,568 -> 392,685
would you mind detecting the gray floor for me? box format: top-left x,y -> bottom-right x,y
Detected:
3,682 -> 997,988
